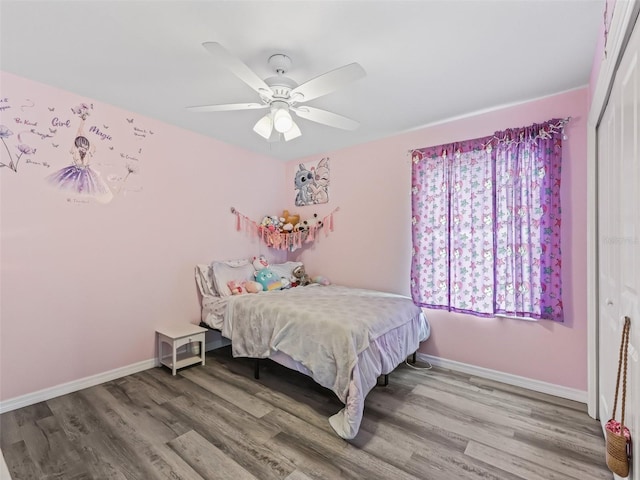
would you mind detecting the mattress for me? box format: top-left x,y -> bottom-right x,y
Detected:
201,284 -> 430,439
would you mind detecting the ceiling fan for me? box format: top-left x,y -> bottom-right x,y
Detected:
187,42 -> 366,142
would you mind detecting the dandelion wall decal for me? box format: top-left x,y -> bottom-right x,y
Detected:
0,125 -> 33,172
0,125 -> 16,171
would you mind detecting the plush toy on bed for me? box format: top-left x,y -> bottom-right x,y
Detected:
252,255 -> 269,271
228,279 -> 263,294
312,275 -> 331,286
254,268 -> 283,291
242,280 -> 263,293
227,280 -> 245,295
292,265 -> 312,286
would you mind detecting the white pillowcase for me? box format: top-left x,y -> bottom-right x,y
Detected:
211,260 -> 256,297
195,264 -> 216,297
269,261 -> 303,282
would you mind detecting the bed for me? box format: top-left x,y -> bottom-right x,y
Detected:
195,261 -> 430,439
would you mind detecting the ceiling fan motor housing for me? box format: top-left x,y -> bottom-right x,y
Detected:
266,54 -> 300,100
265,76 -> 298,99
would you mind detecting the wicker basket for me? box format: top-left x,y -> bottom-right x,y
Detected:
605,421 -> 630,477
605,317 -> 631,478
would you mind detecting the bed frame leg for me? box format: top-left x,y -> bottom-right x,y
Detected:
377,374 -> 389,387
254,358 -> 260,379
411,351 -> 417,364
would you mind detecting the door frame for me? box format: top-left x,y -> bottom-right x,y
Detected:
587,0 -> 640,419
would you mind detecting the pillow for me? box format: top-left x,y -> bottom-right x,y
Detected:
270,261 -> 303,282
211,260 -> 256,297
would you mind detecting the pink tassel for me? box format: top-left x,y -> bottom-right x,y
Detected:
236,213 -> 241,231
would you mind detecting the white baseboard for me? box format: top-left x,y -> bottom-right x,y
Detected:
0,341 -> 230,415
419,353 -> 588,404
0,358 -> 157,414
0,348 -> 586,415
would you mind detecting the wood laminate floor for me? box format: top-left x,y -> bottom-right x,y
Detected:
1,347 -> 611,480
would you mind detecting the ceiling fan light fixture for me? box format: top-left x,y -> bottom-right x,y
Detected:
273,107 -> 294,133
283,121 -> 302,141
253,114 -> 273,139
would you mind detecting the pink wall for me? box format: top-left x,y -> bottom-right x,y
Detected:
288,88 -> 590,391
0,70 -> 590,402
0,72 -> 286,401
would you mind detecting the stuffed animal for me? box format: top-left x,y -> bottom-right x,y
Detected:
260,216 -> 283,232
282,210 -> 300,227
260,216 -> 276,232
292,265 -> 311,286
242,280 -> 263,293
308,213 -> 324,229
280,276 -> 291,289
254,268 -> 283,291
227,280 -> 245,295
282,222 -> 294,233
299,213 -> 323,232
312,275 -> 331,286
252,255 -> 269,271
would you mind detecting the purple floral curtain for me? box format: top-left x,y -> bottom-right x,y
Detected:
410,119 -> 565,322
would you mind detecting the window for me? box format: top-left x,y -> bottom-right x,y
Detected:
410,119 -> 566,322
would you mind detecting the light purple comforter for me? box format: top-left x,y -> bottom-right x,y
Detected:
221,284 -> 430,439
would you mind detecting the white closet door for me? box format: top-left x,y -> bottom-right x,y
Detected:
597,16 -> 639,480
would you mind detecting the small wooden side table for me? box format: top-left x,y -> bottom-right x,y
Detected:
157,324 -> 207,375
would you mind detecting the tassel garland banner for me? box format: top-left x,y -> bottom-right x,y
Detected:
230,207 -> 339,251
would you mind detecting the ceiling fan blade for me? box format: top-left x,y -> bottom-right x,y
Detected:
186,102 -> 268,113
290,63 -> 365,102
292,106 -> 360,130
202,42 -> 273,98
283,121 -> 302,142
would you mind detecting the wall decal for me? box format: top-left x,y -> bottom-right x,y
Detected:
0,90 -> 151,204
20,98 -> 35,111
0,123 -> 38,172
47,105 -> 113,204
294,157 -> 330,206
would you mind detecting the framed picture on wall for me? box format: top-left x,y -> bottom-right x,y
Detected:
294,157 -> 329,206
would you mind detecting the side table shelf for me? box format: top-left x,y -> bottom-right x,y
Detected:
156,324 -> 207,375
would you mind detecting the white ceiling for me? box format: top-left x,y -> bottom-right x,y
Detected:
1,0 -> 604,162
